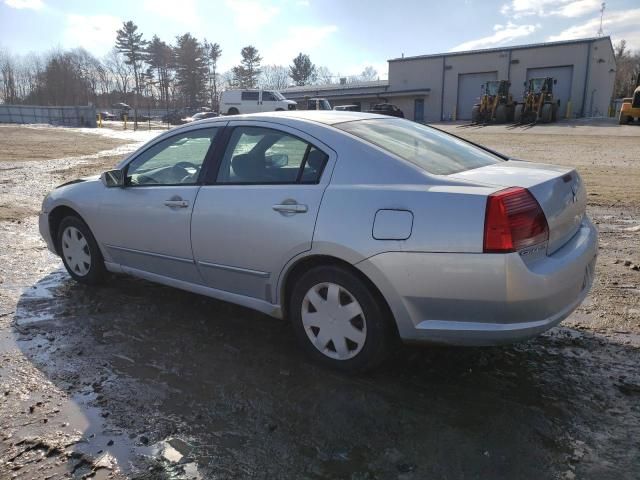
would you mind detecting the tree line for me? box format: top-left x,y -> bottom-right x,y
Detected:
0,20 -> 380,120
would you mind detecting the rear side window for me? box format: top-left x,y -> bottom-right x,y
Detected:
216,127 -> 328,184
336,119 -> 502,175
241,91 -> 259,101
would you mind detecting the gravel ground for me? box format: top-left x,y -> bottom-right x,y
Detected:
0,121 -> 639,479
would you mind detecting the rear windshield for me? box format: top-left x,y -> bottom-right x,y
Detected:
336,118 -> 502,175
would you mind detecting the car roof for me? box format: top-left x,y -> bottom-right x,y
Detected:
186,110 -> 389,128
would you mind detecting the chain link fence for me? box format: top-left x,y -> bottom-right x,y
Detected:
0,105 -> 97,127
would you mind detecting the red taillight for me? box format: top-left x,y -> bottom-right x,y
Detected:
483,187 -> 549,253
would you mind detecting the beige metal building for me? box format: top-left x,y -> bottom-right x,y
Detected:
282,36 -> 616,122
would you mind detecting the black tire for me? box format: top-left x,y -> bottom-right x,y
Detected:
275,108 -> 284,111
513,104 -> 522,123
552,103 -> 558,122
289,265 -> 395,373
495,104 -> 507,123
57,216 -> 106,285
227,107 -> 239,115
618,113 -> 629,124
471,105 -> 480,123
541,103 -> 553,123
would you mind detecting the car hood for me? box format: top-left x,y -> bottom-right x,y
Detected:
55,175 -> 100,190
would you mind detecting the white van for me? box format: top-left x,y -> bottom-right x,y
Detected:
220,89 -> 297,115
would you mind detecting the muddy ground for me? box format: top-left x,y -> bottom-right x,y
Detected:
0,121 -> 639,479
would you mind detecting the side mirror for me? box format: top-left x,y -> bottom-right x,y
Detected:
101,169 -> 124,188
523,81 -> 527,86
554,79 -> 557,84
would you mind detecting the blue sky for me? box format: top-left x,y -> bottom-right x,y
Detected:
1,0 -> 639,79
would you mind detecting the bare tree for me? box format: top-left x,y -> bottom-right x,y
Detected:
0,48 -> 17,104
260,65 -> 290,90
613,40 -> 640,98
105,49 -> 133,100
359,66 -> 378,81
313,66 -> 333,85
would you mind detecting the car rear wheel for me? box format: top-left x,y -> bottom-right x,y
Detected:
227,108 -> 239,115
289,265 -> 393,373
57,216 -> 106,285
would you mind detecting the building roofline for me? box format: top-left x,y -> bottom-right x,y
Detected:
388,36 -> 612,63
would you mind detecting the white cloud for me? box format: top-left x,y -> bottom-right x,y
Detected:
548,8 -> 640,50
263,25 -> 338,65
501,0 -> 600,19
3,0 -> 43,10
63,14 -> 122,55
142,0 -> 199,25
225,0 -> 280,32
450,22 -> 538,52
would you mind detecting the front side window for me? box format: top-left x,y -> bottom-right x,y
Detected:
216,127 -> 327,184
262,91 -> 277,101
336,119 -> 501,175
126,128 -> 218,186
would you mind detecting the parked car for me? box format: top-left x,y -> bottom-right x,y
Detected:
162,111 -> 186,125
96,111 -> 117,121
367,103 -> 404,117
182,111 -> 219,123
39,111 -> 597,372
220,89 -> 296,115
304,98 -> 332,110
333,104 -> 360,112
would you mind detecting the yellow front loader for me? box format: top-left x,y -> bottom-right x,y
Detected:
471,80 -> 515,124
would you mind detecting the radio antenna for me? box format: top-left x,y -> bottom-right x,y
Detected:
597,2 -> 606,36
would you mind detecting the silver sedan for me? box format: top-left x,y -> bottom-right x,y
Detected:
39,111 -> 597,372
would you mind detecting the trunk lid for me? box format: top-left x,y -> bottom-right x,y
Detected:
451,160 -> 586,254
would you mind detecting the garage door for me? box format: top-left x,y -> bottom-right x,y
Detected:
526,66 -> 573,117
457,71 -> 498,120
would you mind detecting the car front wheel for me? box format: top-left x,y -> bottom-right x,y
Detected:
290,265 -> 394,373
57,216 -> 106,285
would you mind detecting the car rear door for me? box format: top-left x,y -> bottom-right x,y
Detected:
96,126 -> 221,284
190,120 -> 335,302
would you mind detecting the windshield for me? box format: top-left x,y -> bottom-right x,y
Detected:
273,91 -> 286,100
485,82 -> 499,96
336,119 -> 503,175
319,100 -> 331,110
529,78 -> 546,93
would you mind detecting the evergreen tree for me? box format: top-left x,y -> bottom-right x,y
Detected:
289,53 -> 316,86
232,46 -> 262,88
115,21 -> 147,128
174,33 -> 208,107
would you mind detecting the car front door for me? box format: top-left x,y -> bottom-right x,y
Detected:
191,121 -> 334,302
96,126 -> 221,284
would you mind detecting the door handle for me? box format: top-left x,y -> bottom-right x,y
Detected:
164,199 -> 189,208
272,203 -> 308,214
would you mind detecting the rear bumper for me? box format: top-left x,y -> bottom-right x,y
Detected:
356,216 -> 598,346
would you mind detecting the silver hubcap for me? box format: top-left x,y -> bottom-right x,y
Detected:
301,282 -> 366,360
61,226 -> 91,277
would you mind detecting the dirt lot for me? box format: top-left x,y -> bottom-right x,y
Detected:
0,121 -> 639,479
